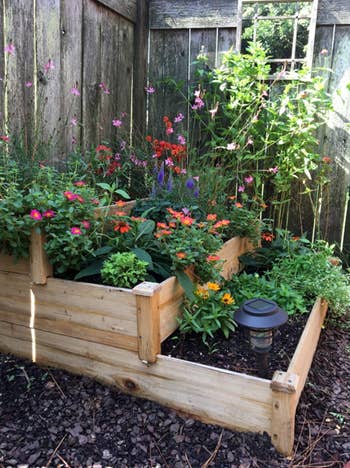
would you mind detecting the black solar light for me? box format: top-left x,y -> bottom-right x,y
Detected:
234,298 -> 288,377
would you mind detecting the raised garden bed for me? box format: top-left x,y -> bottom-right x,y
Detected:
0,229 -> 327,456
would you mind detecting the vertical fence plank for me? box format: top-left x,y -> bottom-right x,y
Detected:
36,0 -> 62,164
217,28 -> 236,65
0,1 -> 5,134
4,0 -> 35,146
116,16 -> 134,133
148,29 -> 189,137
82,0 -> 102,149
60,0 -> 83,157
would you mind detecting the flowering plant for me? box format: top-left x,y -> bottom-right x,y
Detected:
179,282 -> 236,344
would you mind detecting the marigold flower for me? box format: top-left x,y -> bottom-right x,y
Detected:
195,287 -> 209,299
176,252 -> 187,259
207,282 -> 220,291
30,209 -> 42,221
43,210 -> 55,218
207,255 -> 220,262
71,227 -> 82,235
114,221 -> 131,234
221,293 -> 234,305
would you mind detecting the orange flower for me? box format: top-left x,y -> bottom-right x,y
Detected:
292,236 -> 300,241
115,211 -> 127,216
207,282 -> 220,291
157,222 -> 168,229
206,214 -> 217,221
322,156 -> 331,164
114,221 -> 132,234
180,216 -> 195,226
228,195 -> 237,200
260,203 -> 268,209
235,202 -> 243,208
115,200 -> 126,207
221,293 -> 234,305
213,219 -> 230,229
176,252 -> 187,259
261,232 -> 274,242
207,254 -> 220,262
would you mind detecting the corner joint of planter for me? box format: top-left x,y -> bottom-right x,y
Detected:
132,281 -> 161,297
270,371 -> 299,394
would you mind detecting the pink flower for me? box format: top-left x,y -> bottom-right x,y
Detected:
25,82 -> 33,88
166,127 -> 174,135
244,175 -> 253,184
144,85 -> 155,94
4,43 -> 15,55
269,166 -> 279,174
174,113 -> 184,123
70,117 -> 78,126
44,59 -> 55,72
192,97 -> 205,110
247,137 -> 253,145
30,209 -> 42,221
177,135 -> 186,145
74,180 -> 86,187
227,142 -> 237,151
320,49 -> 328,56
71,227 -> 82,235
0,135 -> 10,142
81,220 -> 90,229
70,86 -> 80,96
180,169 -> 187,174
76,195 -> 85,203
238,185 -> 245,193
43,210 -> 55,218
71,136 -> 77,145
112,119 -> 122,127
165,158 -> 174,166
64,191 -> 77,201
193,176 -> 199,182
99,82 -> 110,94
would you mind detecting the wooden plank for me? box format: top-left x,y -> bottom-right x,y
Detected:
82,0 -> 102,148
0,0 -> 4,133
4,0 -> 35,141
317,0 -> 350,25
288,298 -> 328,401
0,271 -> 31,297
116,16 -> 134,133
149,0 -> 238,29
0,312 -> 138,351
30,230 -> 52,284
95,0 -> 137,23
36,0 -> 62,163
0,253 -> 30,274
94,200 -> 137,217
32,278 -> 138,334
218,28 -> 236,65
148,29 -> 189,137
60,0 -> 83,154
134,282 -> 161,363
0,325 -> 273,435
133,0 -> 149,135
159,276 -> 184,342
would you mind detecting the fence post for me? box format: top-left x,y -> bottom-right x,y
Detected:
270,371 -> 299,456
133,281 -> 161,364
30,230 -> 52,285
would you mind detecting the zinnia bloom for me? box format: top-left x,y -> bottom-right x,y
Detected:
114,221 -> 131,234
30,209 -> 42,221
261,232 -> 274,242
176,252 -> 187,259
74,180 -> 86,187
71,227 -> 82,235
207,255 -> 220,262
81,220 -> 90,229
206,214 -> 217,221
43,210 -> 55,218
64,191 -> 76,201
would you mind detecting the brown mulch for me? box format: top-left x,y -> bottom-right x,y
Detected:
0,318 -> 349,467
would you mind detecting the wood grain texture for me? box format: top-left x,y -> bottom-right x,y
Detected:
0,254 -> 30,275
159,276 -> 184,342
149,0 -> 238,29
0,0 -> 4,133
95,0 -> 137,23
60,0 -> 83,153
30,230 -> 52,284
317,0 -> 350,25
288,298 -> 328,402
4,0 -> 35,140
0,325 -> 273,435
270,386 -> 297,457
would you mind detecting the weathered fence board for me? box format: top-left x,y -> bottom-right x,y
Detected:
149,0 -> 238,29
317,0 -> 350,25
96,0 -> 137,23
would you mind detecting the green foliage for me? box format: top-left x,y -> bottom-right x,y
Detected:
101,252 -> 148,288
179,283 -> 236,344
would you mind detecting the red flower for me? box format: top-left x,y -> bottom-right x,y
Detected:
207,255 -> 220,262
0,135 -> 10,142
114,221 -> 131,234
96,144 -> 112,152
261,232 -> 274,242
30,209 -> 42,221
322,156 -> 331,164
81,220 -> 90,229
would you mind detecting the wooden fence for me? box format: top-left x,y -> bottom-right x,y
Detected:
146,0 -> 350,250
0,0 -> 349,249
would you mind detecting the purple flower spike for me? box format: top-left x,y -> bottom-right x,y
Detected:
166,174 -> 173,192
185,178 -> 195,190
157,162 -> 165,186
193,187 -> 199,198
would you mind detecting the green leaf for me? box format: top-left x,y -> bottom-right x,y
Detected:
96,182 -> 112,191
74,258 -> 105,280
115,189 -> 130,200
93,245 -> 113,257
135,219 -> 155,241
132,248 -> 153,269
175,269 -> 195,301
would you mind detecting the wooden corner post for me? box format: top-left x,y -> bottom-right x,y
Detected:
30,230 -> 52,285
133,282 -> 161,364
270,371 -> 299,457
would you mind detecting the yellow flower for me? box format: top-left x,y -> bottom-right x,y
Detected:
207,282 -> 221,291
221,293 -> 234,305
195,287 -> 209,299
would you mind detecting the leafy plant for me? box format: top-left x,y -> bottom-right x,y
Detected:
101,252 -> 148,288
179,282 -> 237,344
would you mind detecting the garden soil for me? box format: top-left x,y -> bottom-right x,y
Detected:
0,317 -> 349,467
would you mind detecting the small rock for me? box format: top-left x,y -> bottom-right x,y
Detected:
102,449 -> 112,460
